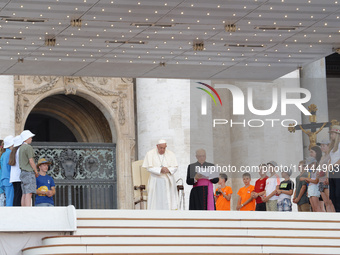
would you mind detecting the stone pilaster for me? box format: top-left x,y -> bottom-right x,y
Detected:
117,136 -> 135,209
0,76 -> 15,138
136,78 -> 191,209
190,79 -> 215,162
212,70 -> 304,210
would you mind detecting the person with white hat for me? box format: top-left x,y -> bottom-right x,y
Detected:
8,135 -> 23,206
19,130 -> 38,206
142,139 -> 178,210
328,125 -> 340,212
0,135 -> 14,206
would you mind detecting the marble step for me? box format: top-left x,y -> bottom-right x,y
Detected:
42,235 -> 340,246
22,243 -> 340,255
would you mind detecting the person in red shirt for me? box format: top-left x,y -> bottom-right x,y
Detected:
215,173 -> 233,210
251,164 -> 268,211
236,173 -> 255,211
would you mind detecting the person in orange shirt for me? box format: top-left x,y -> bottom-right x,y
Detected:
236,173 -> 255,211
215,173 -> 233,210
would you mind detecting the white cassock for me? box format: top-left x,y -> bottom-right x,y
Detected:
142,148 -> 178,210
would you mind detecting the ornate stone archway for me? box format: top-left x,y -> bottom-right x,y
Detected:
26,94 -> 113,143
14,75 -> 135,209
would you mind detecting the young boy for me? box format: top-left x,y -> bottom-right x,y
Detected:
252,164 -> 268,211
215,173 -> 233,210
277,168 -> 294,211
293,160 -> 311,212
236,173 -> 255,211
19,130 -> 38,206
35,158 -> 55,206
262,161 -> 280,211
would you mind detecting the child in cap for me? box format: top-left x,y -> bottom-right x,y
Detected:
328,125 -> 340,212
0,135 -> 14,206
236,173 -> 255,211
19,130 -> 38,206
215,173 -> 232,211
35,158 -> 55,206
301,157 -> 322,212
276,168 -> 294,211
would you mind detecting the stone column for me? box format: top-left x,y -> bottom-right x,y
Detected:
0,76 -> 15,138
117,136 -> 135,209
136,78 -> 191,209
300,58 -> 329,156
190,79 -> 214,162
212,70 -> 304,210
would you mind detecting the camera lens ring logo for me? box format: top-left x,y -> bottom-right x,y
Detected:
196,82 -> 222,115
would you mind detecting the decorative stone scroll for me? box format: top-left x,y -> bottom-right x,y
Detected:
14,76 -> 132,126
15,77 -> 60,123
80,77 -> 127,125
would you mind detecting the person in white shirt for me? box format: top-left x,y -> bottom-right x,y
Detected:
8,136 -> 23,206
142,139 -> 178,210
261,161 -> 280,211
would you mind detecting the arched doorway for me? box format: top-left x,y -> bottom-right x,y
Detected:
25,94 -> 117,209
15,76 -> 135,209
24,94 -> 113,143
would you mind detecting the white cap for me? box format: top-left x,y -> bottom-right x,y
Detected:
20,130 -> 35,142
3,135 -> 14,149
13,135 -> 23,147
157,139 -> 167,145
267,161 -> 278,167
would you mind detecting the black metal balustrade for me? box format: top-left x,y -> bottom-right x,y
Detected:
32,142 -> 117,209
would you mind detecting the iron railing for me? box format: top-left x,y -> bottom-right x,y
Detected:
32,142 -> 117,209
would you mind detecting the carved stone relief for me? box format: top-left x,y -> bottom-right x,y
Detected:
14,76 -> 132,127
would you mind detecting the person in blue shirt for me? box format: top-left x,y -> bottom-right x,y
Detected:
35,158 -> 55,206
0,136 -> 14,206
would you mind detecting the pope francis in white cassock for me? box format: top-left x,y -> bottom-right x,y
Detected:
142,140 -> 178,210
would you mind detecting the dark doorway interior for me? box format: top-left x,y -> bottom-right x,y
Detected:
24,94 -> 113,143
24,113 -> 77,142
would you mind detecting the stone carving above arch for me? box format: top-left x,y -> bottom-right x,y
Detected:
14,76 -> 133,127
14,76 -> 60,123
80,77 -> 127,125
32,76 -> 57,85
121,78 -> 133,84
64,77 -> 78,95
81,77 -> 109,85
